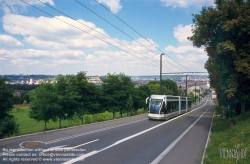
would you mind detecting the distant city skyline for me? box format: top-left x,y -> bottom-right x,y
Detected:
0,0 -> 213,75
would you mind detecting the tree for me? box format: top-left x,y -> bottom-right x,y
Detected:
0,78 -> 19,138
54,74 -> 80,128
101,73 -> 135,118
125,94 -> 134,116
29,81 -> 59,130
188,0 -> 250,118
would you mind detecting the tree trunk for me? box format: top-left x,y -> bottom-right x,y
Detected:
59,118 -> 61,128
44,120 -> 47,131
229,118 -> 234,128
241,102 -> 246,117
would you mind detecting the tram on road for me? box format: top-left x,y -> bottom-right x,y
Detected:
146,95 -> 191,120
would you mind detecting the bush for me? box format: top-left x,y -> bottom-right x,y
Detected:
0,115 -> 19,139
93,113 -> 106,122
84,114 -> 93,124
137,108 -> 145,114
215,106 -> 227,117
103,111 -> 113,120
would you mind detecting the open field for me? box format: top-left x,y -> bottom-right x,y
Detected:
204,110 -> 250,164
9,105 -> 146,136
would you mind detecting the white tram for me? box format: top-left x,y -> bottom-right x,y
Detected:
146,95 -> 191,120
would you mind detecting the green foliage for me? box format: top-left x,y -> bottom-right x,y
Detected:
101,73 -> 135,118
29,81 -> 59,130
23,100 -> 27,105
93,113 -> 106,122
204,110 -> 250,164
84,114 -> 93,124
0,78 -> 14,115
215,106 -> 227,116
0,78 -> 19,138
0,115 -> 19,138
189,1 -> 250,115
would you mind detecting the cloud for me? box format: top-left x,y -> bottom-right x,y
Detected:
0,49 -> 85,59
160,0 -> 214,8
96,0 -> 122,14
0,34 -> 23,46
164,24 -> 208,72
173,24 -> 192,44
11,58 -> 41,66
0,0 -> 55,14
3,14 -> 108,50
53,59 -> 83,65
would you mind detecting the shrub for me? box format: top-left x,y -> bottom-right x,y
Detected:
0,115 -> 19,139
84,114 -> 93,124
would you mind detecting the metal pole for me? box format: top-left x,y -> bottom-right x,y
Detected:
186,74 -> 187,96
195,79 -> 196,104
160,53 -> 164,94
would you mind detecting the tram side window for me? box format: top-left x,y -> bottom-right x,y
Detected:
167,102 -> 179,112
188,101 -> 191,108
181,101 -> 186,110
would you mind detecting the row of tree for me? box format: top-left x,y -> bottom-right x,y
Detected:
0,79 -> 19,138
29,72 -> 180,130
189,0 -> 250,119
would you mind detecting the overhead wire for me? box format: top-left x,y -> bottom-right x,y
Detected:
75,0 -> 183,72
93,0 -> 192,72
21,0 -> 170,71
37,0 -> 175,72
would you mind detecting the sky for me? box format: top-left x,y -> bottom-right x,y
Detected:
0,0 -> 215,76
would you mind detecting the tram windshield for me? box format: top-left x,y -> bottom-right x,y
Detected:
149,99 -> 163,114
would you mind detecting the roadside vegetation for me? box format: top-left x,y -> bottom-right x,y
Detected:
204,106 -> 250,164
189,0 -> 250,121
0,72 -> 182,138
188,1 -> 250,163
10,105 -> 146,135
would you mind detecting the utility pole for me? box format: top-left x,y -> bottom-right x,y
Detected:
195,79 -> 196,104
186,75 -> 187,96
160,53 -> 164,94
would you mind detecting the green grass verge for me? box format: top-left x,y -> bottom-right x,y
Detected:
9,106 -> 147,136
203,110 -> 250,164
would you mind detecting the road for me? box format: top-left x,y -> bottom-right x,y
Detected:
0,95 -> 214,164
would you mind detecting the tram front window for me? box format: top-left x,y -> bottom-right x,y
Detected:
149,99 -> 162,114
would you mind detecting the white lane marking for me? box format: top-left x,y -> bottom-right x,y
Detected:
44,118 -> 147,144
201,101 -> 214,164
150,100 -> 212,164
62,99 -> 209,164
42,139 -> 99,153
0,113 -> 147,142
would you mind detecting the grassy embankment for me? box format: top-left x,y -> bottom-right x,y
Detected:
10,105 -> 146,136
204,106 -> 250,164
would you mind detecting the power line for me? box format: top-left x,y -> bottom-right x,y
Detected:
20,0 -> 168,71
93,0 -> 192,72
37,0 -> 171,71
75,0 -> 184,72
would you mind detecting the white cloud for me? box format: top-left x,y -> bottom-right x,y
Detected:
164,24 -> 208,72
0,34 -> 23,46
11,58 -> 41,66
53,59 -> 83,65
1,0 -> 54,6
173,24 -> 192,44
3,14 -> 108,50
160,0 -> 214,8
0,49 -> 85,59
96,0 -> 122,14
0,0 -> 55,14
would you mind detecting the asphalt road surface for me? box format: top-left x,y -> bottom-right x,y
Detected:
0,95 -> 214,164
